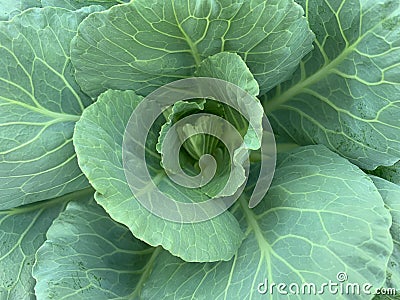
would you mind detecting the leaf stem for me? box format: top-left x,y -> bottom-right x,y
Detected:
276,143 -> 300,153
0,187 -> 94,216
128,246 -> 162,299
171,1 -> 201,66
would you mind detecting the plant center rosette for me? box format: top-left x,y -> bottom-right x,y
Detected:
122,76 -> 276,223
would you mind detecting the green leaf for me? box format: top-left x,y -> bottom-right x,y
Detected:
370,175 -> 400,291
157,98 -> 245,201
71,0 -> 314,98
33,196 -> 156,300
372,161 -> 400,185
73,89 -> 244,262
263,0 -> 400,170
373,296 -> 400,300
0,0 -> 41,21
155,53 -> 265,201
41,0 -> 129,10
194,52 -> 263,148
0,6 -> 102,209
142,145 -> 392,300
195,52 -> 260,97
156,99 -> 206,155
0,188 -> 93,299
157,52 -> 261,155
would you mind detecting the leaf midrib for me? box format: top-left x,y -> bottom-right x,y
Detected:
1,95 -> 80,122
128,246 -> 162,300
264,42 -> 357,113
0,187 -> 94,216
263,9 -> 392,113
239,196 -> 311,299
238,196 -> 273,299
171,1 -> 201,66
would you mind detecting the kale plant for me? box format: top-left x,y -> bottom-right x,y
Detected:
0,0 -> 400,299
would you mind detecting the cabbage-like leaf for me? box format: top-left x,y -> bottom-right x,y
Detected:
156,99 -> 237,199
141,145 -> 392,300
71,0 -> 314,97
195,52 -> 260,97
157,99 -> 206,155
73,89 -> 244,262
195,52 -> 261,143
0,0 -> 41,21
156,52 -> 264,199
41,0 -> 128,10
0,188 -> 93,299
157,52 -> 260,155
0,6 -> 103,209
264,0 -> 400,170
32,146 -> 392,299
33,197 -> 155,300
373,161 -> 400,185
370,176 -> 400,291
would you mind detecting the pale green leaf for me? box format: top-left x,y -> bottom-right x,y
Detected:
0,0 -> 41,21
156,52 -> 265,200
157,52 -> 261,156
0,188 -> 93,300
73,89 -> 244,262
157,99 -> 243,201
41,0 -> 129,10
194,52 -> 263,148
156,99 -> 206,155
71,0 -> 314,97
142,145 -> 392,300
33,196 -> 155,300
0,7 -> 103,209
195,52 -> 260,97
264,0 -> 400,170
370,175 -> 400,291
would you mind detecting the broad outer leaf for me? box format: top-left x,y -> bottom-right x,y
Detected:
73,90 -> 244,262
370,176 -> 400,291
33,197 -> 155,300
41,0 -> 129,10
264,0 -> 400,170
0,188 -> 93,300
0,7 -> 102,209
142,145 -> 392,300
71,0 -> 314,97
373,161 -> 400,185
0,0 -> 41,21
